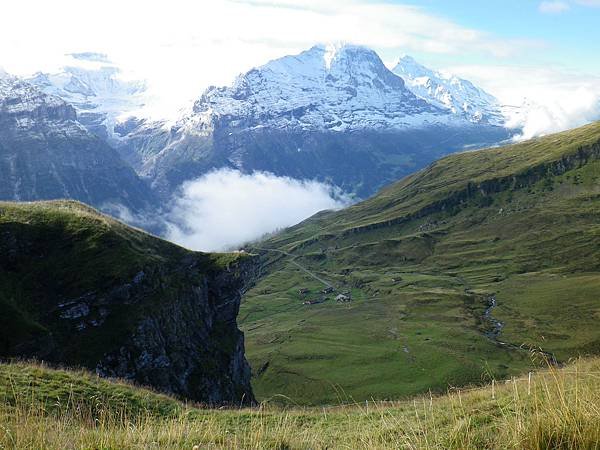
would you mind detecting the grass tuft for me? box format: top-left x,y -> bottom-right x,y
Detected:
1,357 -> 600,448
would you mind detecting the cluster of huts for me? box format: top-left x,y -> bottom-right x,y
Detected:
298,287 -> 352,305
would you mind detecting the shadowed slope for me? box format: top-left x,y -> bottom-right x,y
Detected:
0,200 -> 255,404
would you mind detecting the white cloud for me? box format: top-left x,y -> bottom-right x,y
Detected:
539,1 -> 571,13
0,0 -> 540,118
164,169 -> 351,251
446,64 -> 600,139
575,0 -> 600,6
508,91 -> 600,140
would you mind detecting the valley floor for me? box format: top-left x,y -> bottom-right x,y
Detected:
1,358 -> 600,449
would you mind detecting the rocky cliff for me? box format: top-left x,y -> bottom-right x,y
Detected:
0,201 -> 255,404
0,75 -> 157,213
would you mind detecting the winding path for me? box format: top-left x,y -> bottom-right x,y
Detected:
251,247 -> 334,289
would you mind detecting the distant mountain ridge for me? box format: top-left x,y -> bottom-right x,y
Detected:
27,53 -> 147,141
114,44 -> 513,198
190,44 -> 454,132
4,45 -> 516,208
0,74 -> 156,212
392,55 -> 504,125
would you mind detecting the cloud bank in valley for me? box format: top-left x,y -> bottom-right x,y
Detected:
164,169 -> 351,252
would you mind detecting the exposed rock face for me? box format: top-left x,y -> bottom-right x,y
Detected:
131,125 -> 511,199
93,259 -> 257,404
0,75 -> 157,212
0,201 -> 256,405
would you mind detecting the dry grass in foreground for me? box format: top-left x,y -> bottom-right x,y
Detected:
1,356 -> 600,449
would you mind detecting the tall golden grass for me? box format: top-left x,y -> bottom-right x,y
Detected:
1,357 -> 599,449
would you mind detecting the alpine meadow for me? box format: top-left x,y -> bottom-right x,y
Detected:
1,1 -> 600,449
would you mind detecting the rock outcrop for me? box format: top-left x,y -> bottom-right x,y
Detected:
0,201 -> 255,405
92,257 -> 257,404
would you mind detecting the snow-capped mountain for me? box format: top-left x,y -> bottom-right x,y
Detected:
0,73 -> 156,212
117,44 -> 512,199
189,44 -> 464,133
27,53 -> 147,140
0,73 -> 69,126
392,56 -> 504,125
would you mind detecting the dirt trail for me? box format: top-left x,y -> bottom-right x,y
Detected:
252,247 -> 334,289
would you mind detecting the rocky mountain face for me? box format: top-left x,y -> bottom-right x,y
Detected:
27,53 -> 147,141
0,201 -> 256,404
392,56 -> 504,125
191,44 -> 448,131
115,44 -> 513,198
0,74 -> 157,213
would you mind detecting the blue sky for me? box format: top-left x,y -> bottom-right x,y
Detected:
373,0 -> 600,73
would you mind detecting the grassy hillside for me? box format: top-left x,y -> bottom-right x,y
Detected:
0,361 -> 182,418
1,358 -> 600,448
241,121 -> 600,404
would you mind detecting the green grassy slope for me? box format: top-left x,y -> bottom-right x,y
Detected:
242,121 -> 600,404
0,361 -> 182,418
2,358 -> 600,448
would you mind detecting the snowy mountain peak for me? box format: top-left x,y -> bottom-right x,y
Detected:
0,76 -> 77,129
190,44 -> 448,132
392,56 -> 503,125
318,42 -> 382,69
394,55 -> 434,79
322,42 -> 349,69
252,43 -> 392,84
323,44 -> 337,69
26,54 -> 148,140
304,43 -> 402,86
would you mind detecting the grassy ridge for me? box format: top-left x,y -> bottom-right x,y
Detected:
241,121 -> 600,404
0,200 -> 248,364
1,358 -> 600,448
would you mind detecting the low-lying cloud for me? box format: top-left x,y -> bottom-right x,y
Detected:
164,169 -> 351,252
505,89 -> 600,140
448,64 -> 600,140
